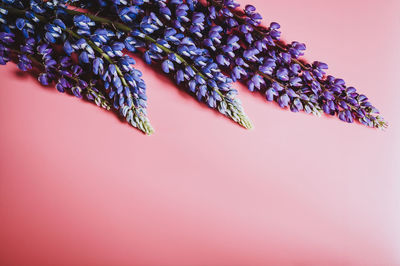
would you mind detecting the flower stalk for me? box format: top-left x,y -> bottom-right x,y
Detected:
0,0 -> 388,134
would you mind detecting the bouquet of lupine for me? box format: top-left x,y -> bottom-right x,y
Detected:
0,0 -> 387,135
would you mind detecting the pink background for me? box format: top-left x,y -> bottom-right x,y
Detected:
1,0 -> 400,265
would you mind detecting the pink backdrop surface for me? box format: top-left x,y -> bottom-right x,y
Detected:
1,0 -> 400,265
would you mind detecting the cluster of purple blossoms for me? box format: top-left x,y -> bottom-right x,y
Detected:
0,0 -> 387,134
1,0 -> 153,134
145,0 -> 386,128
70,0 -> 253,128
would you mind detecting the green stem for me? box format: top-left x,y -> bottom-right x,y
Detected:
63,28 -> 128,87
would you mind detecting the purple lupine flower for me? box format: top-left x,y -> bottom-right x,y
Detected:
93,5 -> 252,128
1,0 -> 154,134
154,0 -> 386,129
0,0 -> 387,132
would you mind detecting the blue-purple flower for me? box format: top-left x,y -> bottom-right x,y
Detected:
0,0 -> 387,133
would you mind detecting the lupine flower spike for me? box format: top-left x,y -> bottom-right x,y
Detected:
0,0 -> 387,135
202,0 -> 387,129
1,0 -> 153,134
